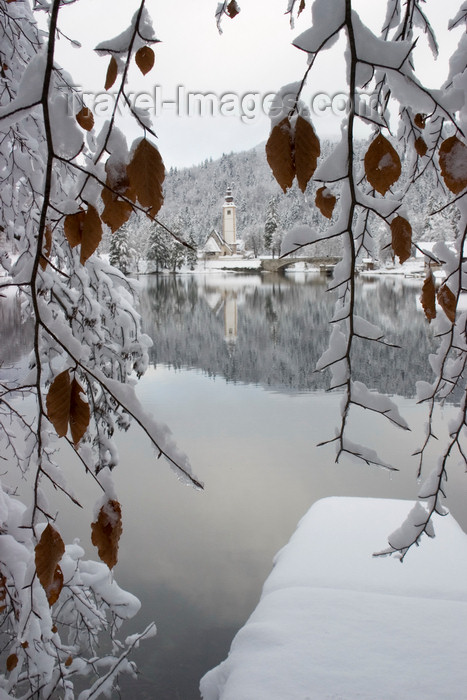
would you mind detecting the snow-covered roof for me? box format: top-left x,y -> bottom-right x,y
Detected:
202,229 -> 233,254
201,497 -> 467,700
202,237 -> 222,254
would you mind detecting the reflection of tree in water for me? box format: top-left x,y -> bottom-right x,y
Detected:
141,274 -> 439,399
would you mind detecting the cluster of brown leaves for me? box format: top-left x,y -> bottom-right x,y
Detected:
266,115 -> 321,195
104,45 -> 155,91
420,273 -> 457,324
65,42 -> 164,263
63,137 -> 164,262
46,370 -> 90,446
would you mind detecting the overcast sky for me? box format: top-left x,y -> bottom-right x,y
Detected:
56,0 -> 462,170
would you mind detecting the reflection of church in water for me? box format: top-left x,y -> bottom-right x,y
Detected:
202,286 -> 238,346
200,186 -> 241,346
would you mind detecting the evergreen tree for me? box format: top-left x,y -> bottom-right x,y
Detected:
147,223 -> 171,272
264,197 -> 279,257
186,234 -> 198,270
109,226 -> 131,274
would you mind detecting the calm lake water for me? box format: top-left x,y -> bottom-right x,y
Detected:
3,271 -> 467,699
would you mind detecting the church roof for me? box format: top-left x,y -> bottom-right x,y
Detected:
201,229 -> 233,254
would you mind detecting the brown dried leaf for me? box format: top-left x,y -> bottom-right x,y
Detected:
420,271 -> 436,322
266,118 -> 295,193
437,284 -> 456,323
135,46 -> 155,76
45,565 -> 64,606
127,138 -> 165,217
414,137 -> 427,158
298,0 -> 306,16
6,654 -> 18,672
105,56 -> 118,91
65,656 -> 73,668
439,136 -> 467,194
101,197 -> 133,233
46,370 -> 71,438
315,186 -> 336,219
390,216 -> 412,264
414,113 -> 426,129
35,525 -> 65,602
226,1 -> 240,18
101,181 -> 133,233
80,205 -> 103,264
294,115 -> 320,193
76,106 -> 94,132
39,225 -> 53,271
364,134 -> 401,195
0,573 -> 6,613
64,211 -> 85,248
91,500 -> 123,570
69,378 -> 90,446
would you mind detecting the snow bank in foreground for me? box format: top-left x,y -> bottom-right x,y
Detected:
200,497 -> 467,700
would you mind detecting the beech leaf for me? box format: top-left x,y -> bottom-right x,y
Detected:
364,134 -> 401,195
76,106 -> 94,132
135,46 -> 155,75
437,284 -> 456,323
266,117 -> 295,193
390,215 -> 412,264
35,525 -> 65,604
0,574 -> 6,613
439,136 -> 467,194
45,566 -> 64,607
414,113 -> 426,129
226,1 -> 240,18
69,378 -> 90,446
64,211 -> 85,248
315,186 -> 336,219
46,370 -> 71,438
294,115 -> 320,193
80,205 -> 103,264
6,654 -> 18,672
420,271 -> 436,322
298,0 -> 306,15
91,500 -> 123,570
104,56 -> 118,90
101,192 -> 133,233
127,138 -> 165,217
414,137 -> 427,157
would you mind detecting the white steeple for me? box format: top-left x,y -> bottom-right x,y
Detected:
222,185 -> 237,254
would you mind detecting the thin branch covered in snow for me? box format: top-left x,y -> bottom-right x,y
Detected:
267,0 -> 467,557
0,0 -> 200,696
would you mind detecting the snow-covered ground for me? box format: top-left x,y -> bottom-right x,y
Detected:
200,497 -> 467,700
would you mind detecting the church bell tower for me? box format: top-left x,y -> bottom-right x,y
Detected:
222,186 -> 237,254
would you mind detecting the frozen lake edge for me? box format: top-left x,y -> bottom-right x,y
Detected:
200,497 -> 467,700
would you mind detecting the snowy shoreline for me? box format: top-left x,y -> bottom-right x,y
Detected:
200,497 -> 467,700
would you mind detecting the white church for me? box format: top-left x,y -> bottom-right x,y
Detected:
201,186 -> 243,258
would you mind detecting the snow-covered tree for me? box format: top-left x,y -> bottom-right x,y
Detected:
109,224 -> 132,274
264,197 -> 279,256
264,0 -> 467,560
186,234 -> 198,271
0,1 -> 199,697
1,0 -> 466,697
147,222 -> 171,273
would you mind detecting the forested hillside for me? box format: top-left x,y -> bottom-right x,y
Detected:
154,140 -> 460,260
